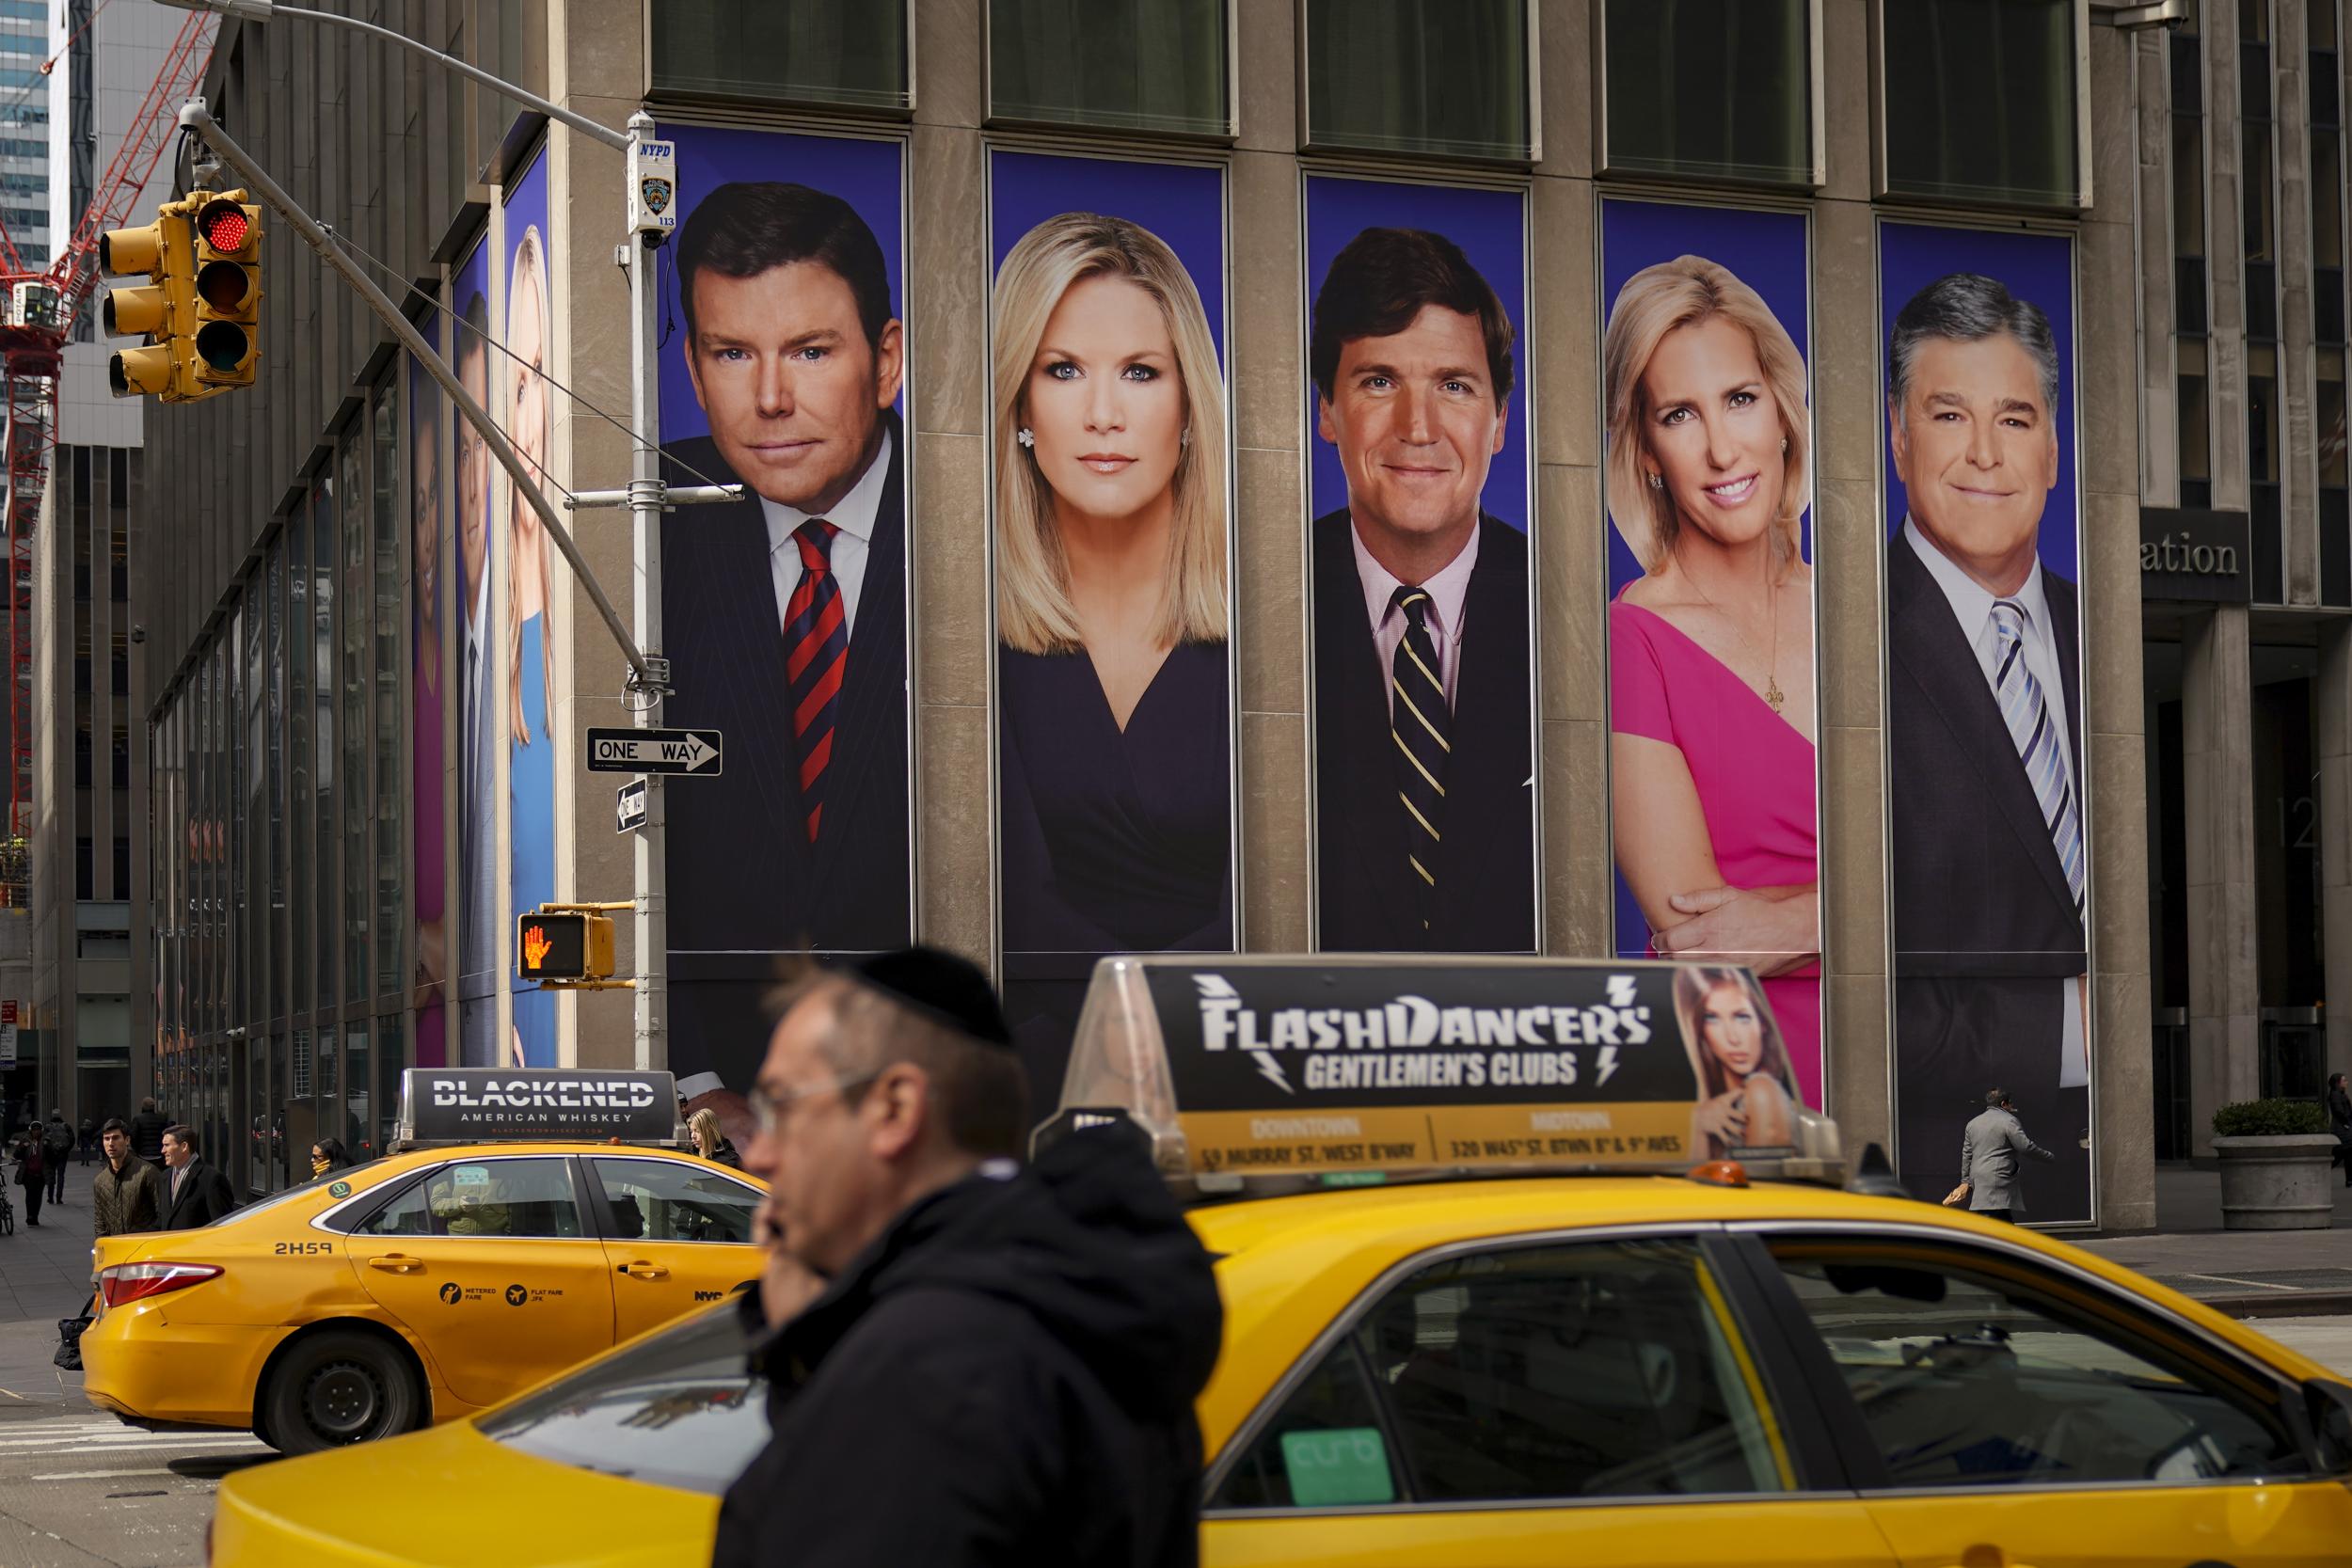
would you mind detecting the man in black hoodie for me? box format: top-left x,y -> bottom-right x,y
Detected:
713,948 -> 1223,1568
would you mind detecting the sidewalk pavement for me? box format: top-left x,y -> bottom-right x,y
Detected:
0,1179 -> 98,1329
2070,1164 -> 2352,1317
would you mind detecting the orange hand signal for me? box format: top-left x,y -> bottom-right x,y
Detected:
522,924 -> 552,971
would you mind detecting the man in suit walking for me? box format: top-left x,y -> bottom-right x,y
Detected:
1309,226 -> 1534,954
1885,272 -> 2090,1218
661,182 -> 912,1110
157,1124 -> 238,1230
453,291 -> 501,1068
1952,1088 -> 2055,1222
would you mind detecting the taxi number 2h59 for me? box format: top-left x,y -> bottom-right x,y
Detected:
273,1241 -> 334,1256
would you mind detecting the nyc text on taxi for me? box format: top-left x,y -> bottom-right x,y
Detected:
83,1069 -> 766,1454
207,960 -> 2352,1568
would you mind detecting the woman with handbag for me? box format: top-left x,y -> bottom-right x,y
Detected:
9,1127 -> 44,1227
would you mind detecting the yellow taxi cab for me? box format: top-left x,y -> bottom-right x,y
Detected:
206,959 -> 2352,1566
84,1068 -> 764,1455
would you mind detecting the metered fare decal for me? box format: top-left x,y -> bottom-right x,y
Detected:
1141,964 -> 1712,1175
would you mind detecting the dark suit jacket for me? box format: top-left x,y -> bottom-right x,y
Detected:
1312,509 -> 1534,952
159,1158 -> 239,1230
661,414 -> 913,1086
1886,535 -> 2087,981
1887,534 -> 2090,1213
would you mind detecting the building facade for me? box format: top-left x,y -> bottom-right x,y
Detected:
137,0 -> 2187,1226
3,0 -> 179,1134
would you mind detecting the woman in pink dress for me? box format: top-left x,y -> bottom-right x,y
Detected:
1604,256 -> 1821,1107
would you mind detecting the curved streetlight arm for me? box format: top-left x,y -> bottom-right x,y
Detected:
151,0 -> 629,150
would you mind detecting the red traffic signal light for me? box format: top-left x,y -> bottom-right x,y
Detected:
188,193 -> 261,388
196,201 -> 248,254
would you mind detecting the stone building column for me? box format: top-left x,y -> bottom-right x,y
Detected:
2183,604 -> 2262,1154
2316,620 -> 2352,1089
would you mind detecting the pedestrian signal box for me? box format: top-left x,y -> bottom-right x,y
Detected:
517,909 -> 615,983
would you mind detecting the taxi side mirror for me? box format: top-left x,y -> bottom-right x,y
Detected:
2307,1378 -> 2352,1473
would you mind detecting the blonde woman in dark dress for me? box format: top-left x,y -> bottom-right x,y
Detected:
993,214 -> 1231,1069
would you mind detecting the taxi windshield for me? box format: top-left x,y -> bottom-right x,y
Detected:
208,1159 -> 388,1227
475,1300 -> 767,1494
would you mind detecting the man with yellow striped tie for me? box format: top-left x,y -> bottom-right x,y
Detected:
1884,271 -> 2092,1222
1308,226 -> 1535,954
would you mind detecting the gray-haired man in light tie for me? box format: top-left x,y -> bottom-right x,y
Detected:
1951,1088 -> 2055,1223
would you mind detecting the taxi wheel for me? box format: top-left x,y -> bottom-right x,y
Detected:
261,1330 -> 422,1455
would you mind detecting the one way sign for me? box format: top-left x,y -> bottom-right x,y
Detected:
586,726 -> 723,776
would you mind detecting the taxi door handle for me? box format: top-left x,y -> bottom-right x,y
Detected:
616,1261 -> 670,1280
367,1255 -> 424,1275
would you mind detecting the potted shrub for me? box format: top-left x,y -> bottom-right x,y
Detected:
2212,1099 -> 2339,1230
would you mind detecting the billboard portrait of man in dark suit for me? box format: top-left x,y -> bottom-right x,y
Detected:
661,182 -> 912,1098
1309,226 -> 1534,953
1884,270 -> 2090,1220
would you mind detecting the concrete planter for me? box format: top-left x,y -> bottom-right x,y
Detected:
2212,1134 -> 2342,1230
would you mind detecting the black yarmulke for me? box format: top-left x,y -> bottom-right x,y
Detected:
848,946 -> 1014,1049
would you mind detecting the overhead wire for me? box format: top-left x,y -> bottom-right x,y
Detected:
325,220 -> 732,498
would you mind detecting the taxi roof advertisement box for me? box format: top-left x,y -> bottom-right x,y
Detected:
399,1069 -> 679,1144
1128,960 -> 1747,1177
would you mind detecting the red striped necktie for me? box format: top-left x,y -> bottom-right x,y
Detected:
783,518 -> 847,844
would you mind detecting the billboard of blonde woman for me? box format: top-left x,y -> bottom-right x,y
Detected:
503,149 -> 558,1070
1601,199 -> 1821,1114
990,151 -> 1233,1094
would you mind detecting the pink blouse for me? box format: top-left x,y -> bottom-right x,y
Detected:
1611,594 -> 1822,1109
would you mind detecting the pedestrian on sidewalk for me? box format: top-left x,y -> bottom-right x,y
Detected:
2326,1072 -> 2352,1190
712,948 -> 1223,1568
159,1125 -> 238,1229
310,1138 -> 350,1179
1947,1087 -> 2056,1223
92,1118 -> 162,1238
126,1098 -> 168,1164
8,1126 -> 44,1227
42,1111 -> 72,1203
77,1116 -> 94,1164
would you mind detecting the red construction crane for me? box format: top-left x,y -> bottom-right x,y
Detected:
0,12 -> 215,898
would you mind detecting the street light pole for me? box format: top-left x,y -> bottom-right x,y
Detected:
623,110 -> 666,1075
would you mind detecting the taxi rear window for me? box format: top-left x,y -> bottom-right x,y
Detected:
476,1301 -> 768,1494
215,1160 -> 389,1229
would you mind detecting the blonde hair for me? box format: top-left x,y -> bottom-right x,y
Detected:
992,213 -> 1227,654
689,1107 -> 722,1157
1674,966 -> 1794,1102
1604,255 -> 1811,578
506,224 -> 555,746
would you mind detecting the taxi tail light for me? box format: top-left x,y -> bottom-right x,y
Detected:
98,1261 -> 223,1308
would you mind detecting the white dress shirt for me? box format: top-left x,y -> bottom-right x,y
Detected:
762,427 -> 892,640
1351,514 -> 1479,718
1902,517 -> 2087,1088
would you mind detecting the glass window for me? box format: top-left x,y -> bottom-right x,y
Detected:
1767,1242 -> 2307,1487
343,1022 -> 368,1158
479,1299 -> 766,1494
342,436 -> 370,1004
650,0 -> 908,113
267,537 -> 285,1021
590,1157 -> 759,1244
1881,0 -> 2080,208
288,514 -> 310,1013
1601,0 -> 1812,185
358,1157 -> 583,1239
1215,1238 -> 1784,1511
372,1015 -> 402,1162
988,0 -> 1228,136
313,479 -> 337,1008
373,384 -> 401,998
1305,0 -> 1531,162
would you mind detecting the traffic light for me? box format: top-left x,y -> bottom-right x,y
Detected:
99,202 -> 194,399
517,910 -> 616,983
188,192 -> 261,389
